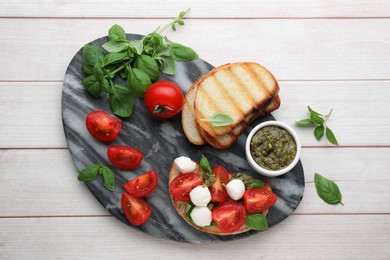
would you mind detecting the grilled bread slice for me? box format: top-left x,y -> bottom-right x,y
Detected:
194,62 -> 279,137
200,95 -> 281,149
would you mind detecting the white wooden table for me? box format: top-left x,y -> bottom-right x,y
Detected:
1,1 -> 390,258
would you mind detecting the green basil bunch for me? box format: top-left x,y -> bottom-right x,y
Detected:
81,9 -> 198,117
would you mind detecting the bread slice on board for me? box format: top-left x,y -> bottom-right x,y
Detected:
194,62 -> 279,137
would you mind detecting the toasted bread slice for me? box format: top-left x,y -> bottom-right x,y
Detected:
200,95 -> 281,149
168,162 -> 272,235
194,62 -> 279,137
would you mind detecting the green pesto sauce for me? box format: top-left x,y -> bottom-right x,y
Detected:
250,126 -> 296,171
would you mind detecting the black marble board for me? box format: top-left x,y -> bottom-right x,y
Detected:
62,34 -> 305,244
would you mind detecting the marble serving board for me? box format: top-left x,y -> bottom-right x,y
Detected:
62,34 -> 305,244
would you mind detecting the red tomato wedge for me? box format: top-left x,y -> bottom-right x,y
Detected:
170,173 -> 203,202
123,170 -> 158,197
211,201 -> 246,233
210,166 -> 231,203
243,188 -> 277,214
144,80 -> 184,118
107,145 -> 143,170
85,110 -> 121,142
121,192 -> 152,226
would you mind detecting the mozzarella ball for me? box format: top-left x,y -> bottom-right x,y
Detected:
190,206 -> 212,227
174,156 -> 197,173
226,179 -> 246,200
189,185 -> 211,207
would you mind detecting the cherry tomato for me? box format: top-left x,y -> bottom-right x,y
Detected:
85,110 -> 121,142
243,188 -> 277,214
144,80 -> 184,118
107,145 -> 143,170
170,173 -> 203,202
211,201 -> 246,233
210,166 -> 231,203
121,192 -> 152,226
123,170 -> 158,197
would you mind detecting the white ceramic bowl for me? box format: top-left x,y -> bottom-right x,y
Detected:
245,121 -> 301,177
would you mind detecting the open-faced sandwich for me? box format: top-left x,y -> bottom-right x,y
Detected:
169,155 -> 277,235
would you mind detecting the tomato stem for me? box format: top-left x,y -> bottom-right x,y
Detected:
153,105 -> 174,115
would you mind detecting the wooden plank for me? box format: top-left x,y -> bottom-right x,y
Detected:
1,215 -> 389,258
1,0 -> 389,18
1,81 -> 389,148
0,18 -> 389,81
1,148 -> 389,217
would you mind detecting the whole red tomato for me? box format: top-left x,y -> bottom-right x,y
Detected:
85,110 -> 121,142
144,80 -> 184,118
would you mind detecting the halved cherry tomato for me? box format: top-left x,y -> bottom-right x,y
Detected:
107,145 -> 143,170
210,166 -> 231,203
211,201 -> 246,233
170,173 -> 203,202
243,188 -> 277,214
121,192 -> 152,226
85,110 -> 121,142
144,80 -> 184,118
123,170 -> 158,197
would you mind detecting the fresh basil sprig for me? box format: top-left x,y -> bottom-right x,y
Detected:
81,8 -> 198,117
78,163 -> 116,192
296,106 -> 339,145
201,113 -> 234,127
314,173 -> 343,205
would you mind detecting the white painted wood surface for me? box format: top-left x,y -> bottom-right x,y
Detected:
0,1 -> 389,259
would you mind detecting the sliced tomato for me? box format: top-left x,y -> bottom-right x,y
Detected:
85,110 -> 121,142
170,173 -> 203,202
123,170 -> 158,197
107,145 -> 143,170
210,165 -> 231,203
211,201 -> 246,233
121,192 -> 152,226
243,188 -> 277,214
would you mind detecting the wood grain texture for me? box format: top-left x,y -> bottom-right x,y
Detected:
1,148 -> 389,217
1,0 -> 390,18
1,215 -> 389,259
0,19 -> 389,81
1,81 -> 389,148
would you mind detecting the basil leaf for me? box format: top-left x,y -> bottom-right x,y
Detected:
156,55 -> 176,75
185,202 -> 195,222
326,127 -> 339,145
102,41 -> 129,53
308,106 -> 322,116
170,43 -> 198,61
127,67 -> 152,96
135,54 -> 160,81
314,173 -> 343,205
202,113 -> 233,127
249,180 -> 265,188
245,214 -> 268,231
82,64 -> 94,75
129,40 -> 144,55
314,125 -> 325,141
78,164 -> 100,182
199,155 -> 215,186
102,52 -> 128,67
83,44 -> 105,66
101,79 -> 112,94
108,24 -> 127,42
296,118 -> 315,126
82,75 -> 102,98
153,45 -> 171,58
99,166 -> 115,192
310,113 -> 325,125
109,84 -> 135,117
